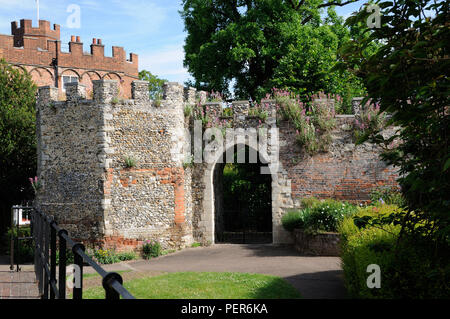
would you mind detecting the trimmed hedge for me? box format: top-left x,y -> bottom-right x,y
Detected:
338,205 -> 449,298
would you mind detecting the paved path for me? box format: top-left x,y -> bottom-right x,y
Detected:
116,244 -> 347,299
0,245 -> 347,299
0,256 -> 40,299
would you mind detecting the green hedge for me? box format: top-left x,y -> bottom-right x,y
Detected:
338,205 -> 449,298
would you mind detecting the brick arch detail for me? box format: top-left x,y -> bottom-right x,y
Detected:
60,68 -> 81,78
29,67 -> 54,87
103,72 -> 122,80
11,65 -> 27,74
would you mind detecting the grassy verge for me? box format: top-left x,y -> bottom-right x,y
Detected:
82,272 -> 301,299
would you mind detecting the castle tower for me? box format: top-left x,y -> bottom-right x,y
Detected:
11,19 -> 60,49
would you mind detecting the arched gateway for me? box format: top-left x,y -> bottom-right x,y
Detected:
202,143 -> 279,245
35,80 -> 399,251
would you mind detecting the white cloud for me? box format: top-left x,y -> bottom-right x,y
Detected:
139,43 -> 191,83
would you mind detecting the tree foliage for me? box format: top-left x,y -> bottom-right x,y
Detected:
0,59 -> 37,236
181,0 -> 365,101
338,0 -> 449,245
138,70 -> 167,100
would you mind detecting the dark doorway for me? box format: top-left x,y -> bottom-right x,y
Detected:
214,146 -> 272,244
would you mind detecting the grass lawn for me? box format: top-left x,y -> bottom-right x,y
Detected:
82,272 -> 302,299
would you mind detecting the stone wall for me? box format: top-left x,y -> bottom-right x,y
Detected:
35,80 -> 399,250
36,80 -> 193,250
293,229 -> 341,256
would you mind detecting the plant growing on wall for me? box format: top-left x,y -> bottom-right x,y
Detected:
207,91 -> 223,102
184,104 -> 194,117
124,156 -> 137,169
222,106 -> 233,118
29,176 -> 42,194
248,103 -> 270,122
353,102 -> 387,144
273,88 -> 336,155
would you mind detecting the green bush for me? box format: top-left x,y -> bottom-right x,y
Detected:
281,210 -> 306,232
369,186 -> 405,207
3,226 -> 34,263
116,251 -> 138,262
338,205 -> 449,298
90,248 -> 137,265
55,248 -> 75,265
282,198 -> 357,233
142,240 -> 162,259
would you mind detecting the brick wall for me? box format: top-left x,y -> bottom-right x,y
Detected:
0,19 -> 138,98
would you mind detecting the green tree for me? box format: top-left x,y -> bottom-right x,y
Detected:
339,1 -> 449,244
138,70 -> 167,100
0,59 -> 37,239
180,0 -> 364,101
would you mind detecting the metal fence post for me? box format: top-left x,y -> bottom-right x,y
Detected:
72,243 -> 85,300
103,272 -> 123,300
43,218 -> 50,299
38,211 -> 44,296
10,207 -> 14,271
58,229 -> 68,299
50,219 -> 57,299
16,206 -> 20,272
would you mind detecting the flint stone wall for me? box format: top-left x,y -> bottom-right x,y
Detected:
35,80 -> 399,250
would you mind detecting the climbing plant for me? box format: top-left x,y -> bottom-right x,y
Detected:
273,88 -> 336,155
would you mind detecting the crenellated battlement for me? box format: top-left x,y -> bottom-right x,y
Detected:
38,80 -> 196,106
11,19 -> 60,48
1,19 -> 139,98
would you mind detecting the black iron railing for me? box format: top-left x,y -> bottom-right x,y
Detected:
25,206 -> 135,299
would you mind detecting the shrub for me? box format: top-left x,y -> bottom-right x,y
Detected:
91,249 -> 118,264
340,223 -> 400,298
55,249 -> 75,265
338,204 -> 449,298
304,199 -> 357,233
88,248 -> 137,265
4,226 -> 34,263
281,210 -> 306,232
282,198 -> 357,233
142,240 -> 162,259
116,251 -> 138,262
369,186 -> 405,207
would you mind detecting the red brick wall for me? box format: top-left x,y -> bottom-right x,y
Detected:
0,19 -> 138,98
279,116 -> 400,204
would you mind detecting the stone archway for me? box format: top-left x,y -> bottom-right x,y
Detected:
200,142 -> 289,245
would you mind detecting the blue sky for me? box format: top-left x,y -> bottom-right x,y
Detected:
0,0 -> 366,85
